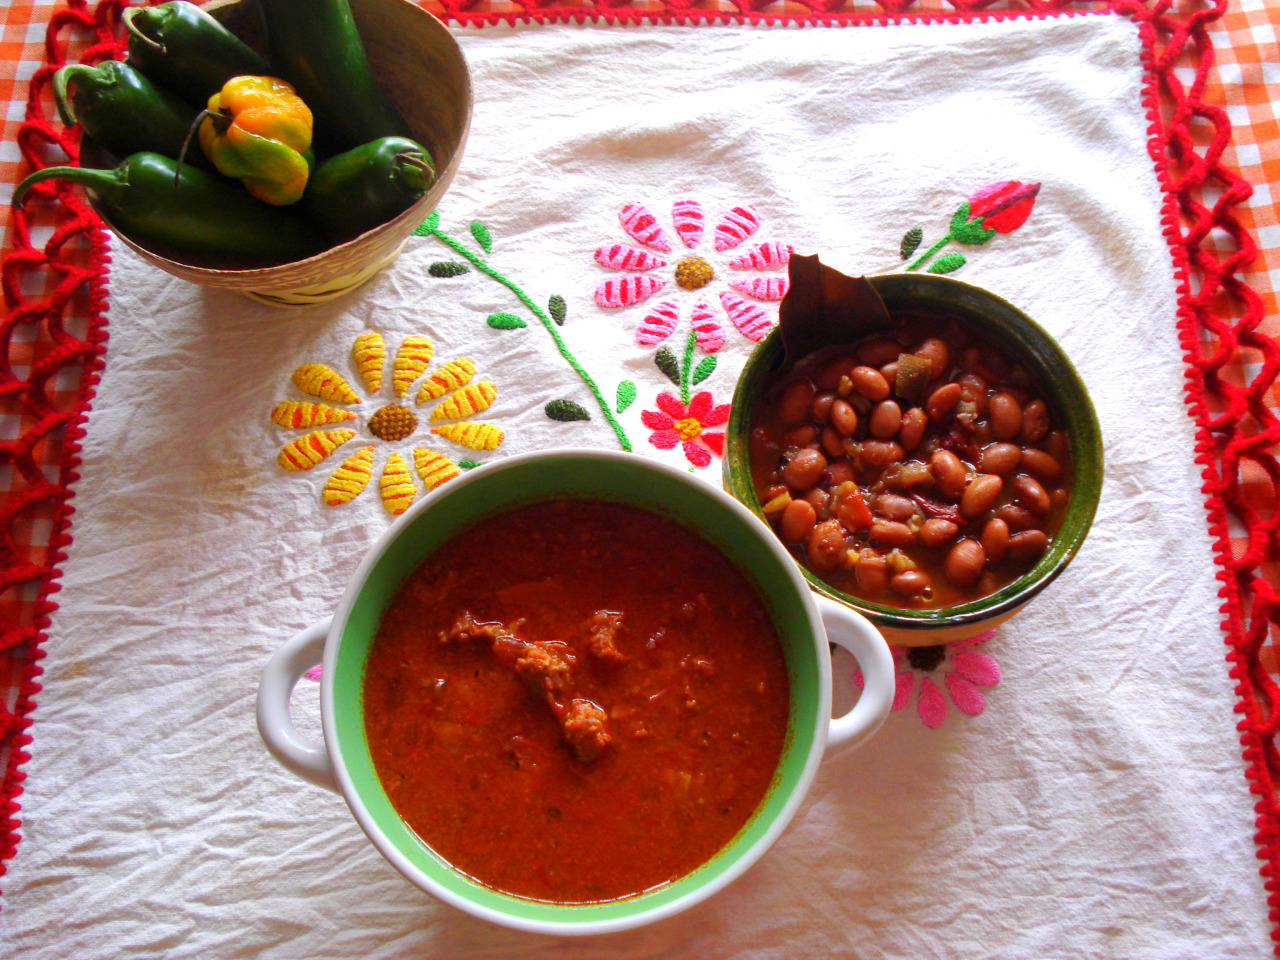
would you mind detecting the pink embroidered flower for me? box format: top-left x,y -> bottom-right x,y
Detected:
852,630 -> 1000,729
592,197 -> 792,352
968,180 -> 1040,234
641,391 -> 731,468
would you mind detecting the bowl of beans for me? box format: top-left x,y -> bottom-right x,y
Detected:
724,270 -> 1103,646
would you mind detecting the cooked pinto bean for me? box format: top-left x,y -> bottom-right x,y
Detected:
995,503 -> 1038,532
806,520 -> 847,572
1020,447 -> 1063,481
931,449 -> 968,499
780,499 -> 817,543
874,493 -> 917,521
783,424 -> 818,448
870,521 -> 916,547
810,391 -> 836,423
899,407 -> 927,451
960,474 -> 1003,519
891,570 -> 931,596
1021,399 -> 1050,443
945,539 -> 986,587
981,518 -> 1009,564
989,392 -> 1023,441
821,426 -> 846,459
778,379 -> 815,424
1006,529 -> 1049,564
1010,473 -> 1051,516
919,519 -> 960,548
848,365 -> 890,401
926,382 -> 962,422
913,337 -> 950,378
784,448 -> 827,490
869,400 -> 903,439
861,440 -> 904,468
830,398 -> 858,436
980,443 -> 1022,476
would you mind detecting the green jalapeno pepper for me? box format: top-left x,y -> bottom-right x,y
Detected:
123,1 -> 270,108
52,60 -> 213,169
258,0 -> 412,155
14,152 -> 324,266
302,136 -> 435,243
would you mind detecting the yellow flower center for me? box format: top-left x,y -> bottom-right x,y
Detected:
674,417 -> 703,441
674,256 -> 715,291
368,403 -> 418,442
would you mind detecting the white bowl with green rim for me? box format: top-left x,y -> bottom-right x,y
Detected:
256,448 -> 895,935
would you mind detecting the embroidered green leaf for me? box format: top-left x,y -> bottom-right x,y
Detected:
470,221 -> 493,253
655,348 -> 680,385
692,355 -> 717,385
927,253 -> 967,274
548,295 -> 567,326
487,312 -> 527,329
949,202 -> 997,246
616,380 -> 637,413
900,227 -> 923,260
414,211 -> 440,235
459,460 -> 480,469
429,261 -> 470,277
545,399 -> 591,422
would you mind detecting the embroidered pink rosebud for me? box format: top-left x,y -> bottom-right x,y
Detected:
728,277 -> 789,302
637,300 -> 680,345
719,291 -> 772,341
671,197 -> 704,248
595,243 -> 668,272
713,205 -> 761,251
690,299 -> 725,353
729,241 -> 792,270
968,180 -> 1040,234
595,274 -> 667,308
619,202 -> 673,252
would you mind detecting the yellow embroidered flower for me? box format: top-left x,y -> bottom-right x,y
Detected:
273,332 -> 506,515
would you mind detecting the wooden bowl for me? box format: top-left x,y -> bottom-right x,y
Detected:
86,0 -> 471,307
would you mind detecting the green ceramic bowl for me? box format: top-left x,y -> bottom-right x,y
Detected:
723,273 -> 1104,646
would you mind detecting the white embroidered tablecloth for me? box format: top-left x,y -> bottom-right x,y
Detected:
0,13 -> 1269,959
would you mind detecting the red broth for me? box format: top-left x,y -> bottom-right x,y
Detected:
363,499 -> 790,904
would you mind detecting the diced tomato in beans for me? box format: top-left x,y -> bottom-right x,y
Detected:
748,320 -> 1073,609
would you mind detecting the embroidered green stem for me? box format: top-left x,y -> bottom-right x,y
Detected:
680,328 -> 696,405
420,219 -> 632,451
906,234 -> 951,272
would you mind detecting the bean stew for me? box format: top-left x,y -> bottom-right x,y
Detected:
748,313 -> 1073,609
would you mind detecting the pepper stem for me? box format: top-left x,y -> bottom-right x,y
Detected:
120,7 -> 167,55
12,164 -> 126,209
51,64 -> 95,128
176,109 -> 223,186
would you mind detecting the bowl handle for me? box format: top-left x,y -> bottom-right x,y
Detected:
818,595 -> 895,756
256,617 -> 340,793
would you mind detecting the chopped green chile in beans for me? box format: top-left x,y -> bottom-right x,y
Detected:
750,318 -> 1073,609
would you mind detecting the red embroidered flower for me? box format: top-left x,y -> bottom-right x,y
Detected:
852,629 -> 1000,729
641,391 -> 731,468
592,197 -> 791,351
968,180 -> 1041,234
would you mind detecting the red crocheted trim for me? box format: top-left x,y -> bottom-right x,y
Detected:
2,1 -> 1275,951
0,0 -> 120,874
